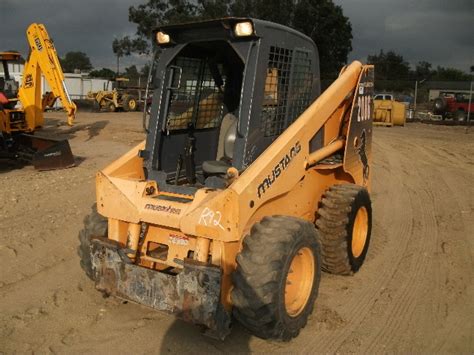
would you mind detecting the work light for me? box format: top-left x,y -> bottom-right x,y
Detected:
234,21 -> 254,37
156,31 -> 170,44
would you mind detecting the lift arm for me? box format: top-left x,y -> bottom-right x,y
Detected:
230,61 -> 374,225
18,23 -> 76,128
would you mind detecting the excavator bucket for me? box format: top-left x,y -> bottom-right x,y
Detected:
17,134 -> 75,170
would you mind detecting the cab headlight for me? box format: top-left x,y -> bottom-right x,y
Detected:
156,31 -> 170,44
234,21 -> 254,37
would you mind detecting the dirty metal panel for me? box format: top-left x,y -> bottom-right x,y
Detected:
90,237 -> 230,337
343,66 -> 374,189
18,134 -> 75,170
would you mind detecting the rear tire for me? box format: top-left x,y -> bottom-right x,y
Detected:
455,109 -> 466,122
123,96 -> 137,112
78,204 -> 107,280
232,216 -> 321,341
316,184 -> 372,275
432,97 -> 446,115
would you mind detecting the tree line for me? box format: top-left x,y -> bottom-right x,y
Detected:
60,0 -> 472,89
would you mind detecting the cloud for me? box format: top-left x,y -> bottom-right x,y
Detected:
0,0 -> 147,69
334,0 -> 473,71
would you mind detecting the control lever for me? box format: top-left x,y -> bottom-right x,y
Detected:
184,123 -> 196,184
174,154 -> 183,185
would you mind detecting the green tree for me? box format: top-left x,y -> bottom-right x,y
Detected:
127,0 -> 198,54
112,36 -> 135,75
414,61 -> 433,80
89,68 -> 116,79
60,51 -> 93,73
431,66 -> 472,81
124,65 -> 140,79
367,50 -> 410,81
292,0 -> 352,77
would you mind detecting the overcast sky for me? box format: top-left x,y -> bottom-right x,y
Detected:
1,0 -> 472,72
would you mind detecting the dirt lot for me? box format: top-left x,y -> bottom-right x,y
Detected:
1,112 -> 473,353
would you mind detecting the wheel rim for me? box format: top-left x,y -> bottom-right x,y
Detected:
129,100 -> 136,110
352,206 -> 368,258
284,247 -> 315,317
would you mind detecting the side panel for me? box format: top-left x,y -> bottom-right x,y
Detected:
343,66 -> 374,189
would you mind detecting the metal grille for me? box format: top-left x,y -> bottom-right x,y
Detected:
261,47 -> 313,137
261,46 -> 293,137
166,57 -> 224,131
288,50 -> 313,124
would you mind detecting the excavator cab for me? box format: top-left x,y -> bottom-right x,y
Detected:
0,52 -> 21,109
143,18 -> 320,190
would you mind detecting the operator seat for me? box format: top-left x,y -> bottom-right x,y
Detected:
202,113 -> 237,175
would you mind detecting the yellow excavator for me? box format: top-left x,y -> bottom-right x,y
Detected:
0,23 -> 76,170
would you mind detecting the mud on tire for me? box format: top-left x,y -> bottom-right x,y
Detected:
316,184 -> 372,275
78,204 -> 107,280
231,216 -> 321,341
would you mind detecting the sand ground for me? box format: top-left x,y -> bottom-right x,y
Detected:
0,112 -> 473,353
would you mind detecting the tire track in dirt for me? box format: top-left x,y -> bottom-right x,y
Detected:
323,137 -> 417,353
362,139 -> 441,352
1,118 -> 473,353
356,131 -> 473,353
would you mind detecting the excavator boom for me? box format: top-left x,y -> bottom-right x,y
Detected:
19,23 -> 76,128
0,23 -> 76,170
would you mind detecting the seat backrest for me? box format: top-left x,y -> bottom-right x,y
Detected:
216,112 -> 237,160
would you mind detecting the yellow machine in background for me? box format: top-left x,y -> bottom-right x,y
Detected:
87,78 -> 138,112
373,94 -> 406,126
0,23 -> 76,169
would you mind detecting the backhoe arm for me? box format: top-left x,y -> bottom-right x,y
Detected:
18,23 -> 76,129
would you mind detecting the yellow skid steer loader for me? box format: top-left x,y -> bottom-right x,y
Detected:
79,18 -> 374,340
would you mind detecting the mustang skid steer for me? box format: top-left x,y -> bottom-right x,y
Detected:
80,18 -> 374,340
0,24 -> 76,170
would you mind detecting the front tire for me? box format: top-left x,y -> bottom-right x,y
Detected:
232,216 -> 321,341
316,184 -> 372,275
454,109 -> 466,122
78,204 -> 107,280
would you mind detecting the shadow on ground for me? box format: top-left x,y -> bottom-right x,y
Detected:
160,318 -> 252,353
42,118 -> 109,141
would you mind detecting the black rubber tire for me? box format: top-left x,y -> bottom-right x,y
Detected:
123,96 -> 137,112
454,109 -> 466,122
315,184 -> 372,275
78,204 -> 107,280
432,97 -> 447,115
232,216 -> 321,341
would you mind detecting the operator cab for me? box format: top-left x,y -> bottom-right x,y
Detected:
0,52 -> 21,108
143,18 -> 320,195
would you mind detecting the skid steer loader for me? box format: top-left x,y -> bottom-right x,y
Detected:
79,18 -> 374,340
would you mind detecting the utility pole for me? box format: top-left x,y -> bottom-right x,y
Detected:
414,79 -> 427,118
465,81 -> 473,133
